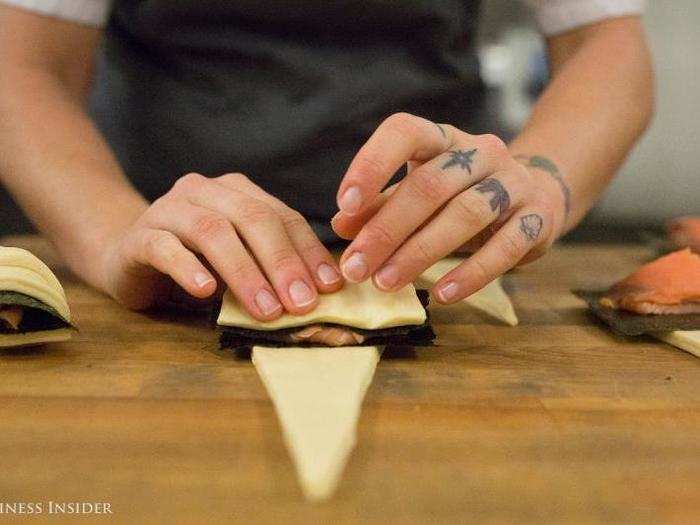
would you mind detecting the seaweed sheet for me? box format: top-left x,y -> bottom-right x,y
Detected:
574,289 -> 700,336
218,289 -> 435,349
0,290 -> 70,334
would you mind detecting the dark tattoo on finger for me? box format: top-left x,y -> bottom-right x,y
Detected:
441,149 -> 477,173
435,123 -> 447,139
514,154 -> 571,217
475,178 -> 510,216
519,214 -> 543,241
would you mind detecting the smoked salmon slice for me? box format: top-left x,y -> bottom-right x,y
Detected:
667,216 -> 700,253
600,248 -> 700,314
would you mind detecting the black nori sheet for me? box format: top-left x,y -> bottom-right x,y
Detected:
218,289 -> 435,349
0,290 -> 70,334
574,289 -> 700,336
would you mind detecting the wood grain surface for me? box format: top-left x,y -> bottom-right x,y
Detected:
1,236 -> 699,524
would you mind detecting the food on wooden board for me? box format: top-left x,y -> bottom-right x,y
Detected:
599,249 -> 700,315
217,280 -> 434,348
667,216 -> 700,253
0,246 -> 74,347
252,346 -> 380,501
417,257 -> 519,326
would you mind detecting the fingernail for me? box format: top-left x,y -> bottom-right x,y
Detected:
342,252 -> 368,282
339,186 -> 363,214
317,263 -> 341,285
255,289 -> 282,316
437,281 -> 459,303
374,264 -> 399,290
289,279 -> 315,307
194,272 -> 215,288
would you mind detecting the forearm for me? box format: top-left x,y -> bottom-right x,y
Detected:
509,17 -> 654,233
0,65 -> 147,287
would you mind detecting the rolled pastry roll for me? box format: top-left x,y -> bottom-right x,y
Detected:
217,280 -> 434,348
0,246 -> 74,347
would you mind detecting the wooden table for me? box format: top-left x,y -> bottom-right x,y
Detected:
1,237 -> 699,524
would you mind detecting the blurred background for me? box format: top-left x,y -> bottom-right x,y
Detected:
1,1 -> 698,239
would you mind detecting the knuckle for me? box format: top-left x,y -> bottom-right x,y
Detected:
267,246 -> 301,272
469,257 -> 492,285
191,213 -> 231,240
174,172 -> 205,191
144,231 -> 176,259
364,220 -> 398,248
282,209 -> 308,230
383,112 -> 421,139
407,167 -> 449,203
450,193 -> 489,227
237,200 -> 276,225
354,154 -> 387,181
478,133 -> 508,158
411,236 -> 435,263
219,172 -> 249,186
498,233 -> 524,261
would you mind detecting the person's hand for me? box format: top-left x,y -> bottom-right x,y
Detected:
332,113 -> 569,303
98,173 -> 343,318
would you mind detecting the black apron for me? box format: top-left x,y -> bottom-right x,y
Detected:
90,0 -> 486,242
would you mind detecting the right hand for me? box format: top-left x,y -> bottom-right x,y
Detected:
97,173 -> 343,320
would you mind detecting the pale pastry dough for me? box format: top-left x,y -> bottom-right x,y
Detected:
252,346 -> 380,501
0,246 -> 73,348
417,257 -> 518,326
0,328 -> 73,348
654,331 -> 700,359
0,246 -> 71,323
218,280 -> 425,330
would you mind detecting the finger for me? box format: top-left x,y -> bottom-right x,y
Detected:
370,171 -> 527,291
337,113 -> 454,216
178,174 -> 319,314
432,211 -> 547,304
340,134 -> 511,283
331,183 -> 400,240
148,203 -> 285,321
215,173 -> 343,293
132,229 -> 217,300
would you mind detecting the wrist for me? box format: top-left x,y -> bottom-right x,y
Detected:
57,194 -> 148,290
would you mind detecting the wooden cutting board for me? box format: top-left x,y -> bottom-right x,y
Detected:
1,235 -> 699,524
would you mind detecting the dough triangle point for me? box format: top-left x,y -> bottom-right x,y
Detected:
252,346 -> 380,501
418,257 -> 518,326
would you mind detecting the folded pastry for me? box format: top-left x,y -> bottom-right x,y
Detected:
0,246 -> 74,347
217,280 -> 434,348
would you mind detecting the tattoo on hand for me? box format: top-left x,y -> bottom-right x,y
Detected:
519,214 -> 543,241
435,123 -> 447,139
515,154 -> 571,217
442,149 -> 477,173
475,178 -> 510,216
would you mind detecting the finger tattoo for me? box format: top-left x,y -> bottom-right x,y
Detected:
442,149 -> 477,173
519,214 -> 543,241
515,154 -> 571,217
435,123 -> 447,139
475,179 -> 510,216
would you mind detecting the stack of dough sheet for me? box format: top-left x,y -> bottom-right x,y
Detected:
655,331 -> 700,359
0,246 -> 74,347
217,280 -> 434,348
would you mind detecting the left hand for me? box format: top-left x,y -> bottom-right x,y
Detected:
332,112 -> 567,303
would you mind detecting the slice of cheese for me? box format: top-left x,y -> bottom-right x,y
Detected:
218,280 -> 425,330
252,346 -> 380,501
417,257 -> 518,326
654,330 -> 700,359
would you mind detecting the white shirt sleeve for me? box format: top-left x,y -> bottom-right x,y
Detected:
0,0 -> 112,27
525,0 -> 646,36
